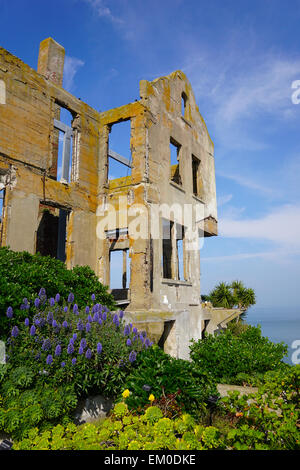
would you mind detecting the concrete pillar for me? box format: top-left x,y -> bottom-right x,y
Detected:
37,38 -> 65,86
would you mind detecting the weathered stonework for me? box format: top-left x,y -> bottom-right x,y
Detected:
0,39 -> 219,359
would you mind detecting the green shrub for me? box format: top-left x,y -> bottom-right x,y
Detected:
190,324 -> 288,383
122,345 -> 218,418
0,290 -> 151,439
220,365 -> 300,450
0,247 -> 115,338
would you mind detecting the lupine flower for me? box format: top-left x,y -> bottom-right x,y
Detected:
113,314 -> 118,324
61,362 -> 66,368
34,318 -> 40,326
97,343 -> 102,354
52,320 -> 58,328
98,318 -> 103,326
68,293 -> 74,303
24,318 -> 30,327
55,344 -> 62,356
102,312 -> 107,321
77,320 -> 84,331
132,327 -> 138,334
93,312 -> 99,322
11,326 -> 19,338
39,288 -> 46,298
67,343 -> 74,355
49,298 -> 55,307
126,338 -> 132,347
42,339 -> 51,351
124,325 -> 130,336
132,335 -> 138,342
87,314 -> 93,322
91,293 -> 96,302
63,306 -> 68,313
72,358 -> 77,365
55,293 -> 60,303
62,320 -> 68,328
78,346 -> 84,355
119,310 -> 124,319
6,306 -> 13,319
86,322 -> 91,333
72,333 -> 77,341
30,325 -> 36,336
69,337 -> 74,345
145,338 -> 151,348
85,348 -> 92,360
80,338 -> 87,349
85,306 -> 90,314
47,312 -> 53,323
46,355 -> 53,365
34,298 -> 40,308
129,351 -> 137,363
73,304 -> 79,314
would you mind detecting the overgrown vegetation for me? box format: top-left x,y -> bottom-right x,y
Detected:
0,247 -> 115,338
190,323 -> 288,384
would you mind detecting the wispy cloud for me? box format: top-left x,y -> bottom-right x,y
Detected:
202,248 -> 300,263
220,204 -> 300,248
63,56 -> 85,91
83,0 -> 124,24
217,193 -> 233,207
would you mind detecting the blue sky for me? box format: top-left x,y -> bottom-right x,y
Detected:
1,0 -> 300,308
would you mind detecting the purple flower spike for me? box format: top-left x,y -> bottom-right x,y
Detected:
34,298 -> 40,308
73,304 -> 79,314
63,306 -> 68,313
98,318 -> 103,326
55,293 -> 60,303
80,338 -> 87,349
68,293 -> 74,303
30,325 -> 36,336
113,314 -> 118,324
6,307 -> 13,319
77,320 -> 84,331
42,339 -> 51,351
61,362 -> 66,368
78,346 -> 84,355
102,312 -> 107,321
129,351 -> 137,363
24,318 -> 30,327
46,354 -> 53,365
132,327 -> 138,334
49,298 -> 55,307
72,358 -> 77,365
124,325 -> 130,336
67,343 -> 74,355
62,320 -> 68,328
39,288 -> 46,298
93,312 -> 99,322
11,326 -> 19,338
72,333 -> 77,341
126,338 -> 132,347
119,310 -> 124,319
85,306 -> 90,314
55,344 -> 62,356
91,293 -> 96,302
52,319 -> 58,328
97,343 -> 102,354
85,348 -> 92,360
86,322 -> 91,333
87,314 -> 93,322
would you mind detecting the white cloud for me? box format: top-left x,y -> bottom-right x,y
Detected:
63,56 -> 85,92
202,249 -> 300,262
219,204 -> 300,248
217,193 -> 233,207
83,0 -> 124,24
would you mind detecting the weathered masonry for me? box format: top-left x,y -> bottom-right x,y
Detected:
0,38 -> 218,359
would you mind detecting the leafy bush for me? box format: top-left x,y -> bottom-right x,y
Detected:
220,365 -> 300,450
122,345 -> 218,418
190,324 -> 288,383
207,280 -> 256,309
13,404 -> 225,450
0,247 -> 115,338
0,290 -> 151,439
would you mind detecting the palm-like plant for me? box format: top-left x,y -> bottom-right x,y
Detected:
208,282 -> 236,309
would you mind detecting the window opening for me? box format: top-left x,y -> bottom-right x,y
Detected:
170,138 -> 182,185
108,120 -> 132,182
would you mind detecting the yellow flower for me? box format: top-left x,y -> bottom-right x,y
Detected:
149,394 -> 155,403
122,389 -> 130,399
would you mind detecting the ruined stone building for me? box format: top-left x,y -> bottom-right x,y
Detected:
0,38 -> 221,359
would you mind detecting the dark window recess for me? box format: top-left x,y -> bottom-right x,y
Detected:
162,219 -> 173,279
36,205 -> 68,261
158,320 -> 175,350
170,138 -> 182,185
181,92 -> 187,117
192,155 -> 200,197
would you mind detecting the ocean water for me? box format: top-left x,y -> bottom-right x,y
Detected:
243,306 -> 300,365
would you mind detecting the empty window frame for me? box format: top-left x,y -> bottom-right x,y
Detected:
109,248 -> 130,290
108,120 -> 132,182
170,138 -> 182,186
192,155 -> 201,196
51,105 -> 75,183
181,92 -> 187,117
176,223 -> 185,281
162,219 -> 173,279
36,204 -> 69,262
162,219 -> 186,281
